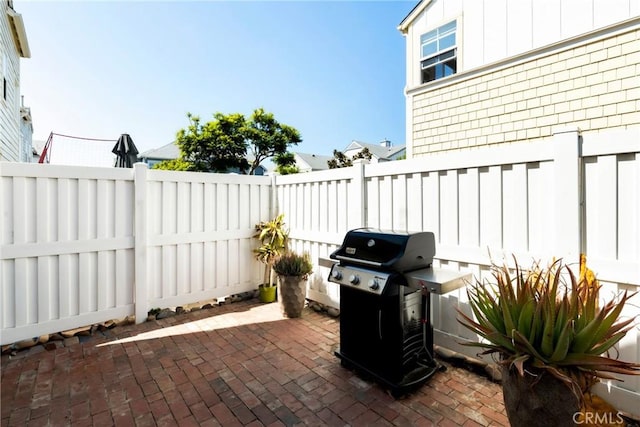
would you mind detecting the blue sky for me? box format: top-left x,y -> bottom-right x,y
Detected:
18,0 -> 414,158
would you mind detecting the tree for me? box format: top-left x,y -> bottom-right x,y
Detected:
273,152 -> 300,175
327,147 -> 373,169
245,108 -> 301,175
171,109 -> 302,174
176,113 -> 249,173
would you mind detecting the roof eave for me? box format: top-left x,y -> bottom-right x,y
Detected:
7,8 -> 31,58
398,0 -> 432,34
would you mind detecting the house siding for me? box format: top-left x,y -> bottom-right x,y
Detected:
20,106 -> 32,162
403,0 -> 639,90
0,1 -> 23,162
408,21 -> 640,155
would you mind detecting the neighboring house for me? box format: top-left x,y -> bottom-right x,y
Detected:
19,100 -> 32,162
31,138 -> 44,162
137,141 -> 179,168
138,141 -> 268,175
343,139 -> 406,163
0,0 -> 30,162
292,152 -> 333,172
398,0 -> 640,158
292,140 -> 405,173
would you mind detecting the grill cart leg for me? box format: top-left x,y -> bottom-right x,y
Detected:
418,290 -> 445,374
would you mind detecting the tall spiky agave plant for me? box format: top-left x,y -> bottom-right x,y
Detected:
457,255 -> 640,402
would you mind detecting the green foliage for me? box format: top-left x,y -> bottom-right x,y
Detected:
274,152 -> 299,175
152,159 -> 194,171
458,255 -> 640,400
327,147 -> 372,169
273,251 -> 313,280
245,108 -> 302,175
173,109 -> 302,175
176,113 -> 249,173
276,164 -> 300,175
353,147 -> 373,161
254,214 -> 289,287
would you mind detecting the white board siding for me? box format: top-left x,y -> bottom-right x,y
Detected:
404,0 -> 639,89
0,2 -> 22,162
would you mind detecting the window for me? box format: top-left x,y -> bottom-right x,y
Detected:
420,20 -> 457,83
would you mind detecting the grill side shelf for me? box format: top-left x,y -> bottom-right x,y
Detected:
405,268 -> 472,294
318,256 -> 338,269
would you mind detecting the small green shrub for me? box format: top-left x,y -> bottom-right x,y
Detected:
273,252 -> 313,279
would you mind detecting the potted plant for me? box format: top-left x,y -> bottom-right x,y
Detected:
254,213 -> 289,303
457,255 -> 639,426
273,251 -> 313,318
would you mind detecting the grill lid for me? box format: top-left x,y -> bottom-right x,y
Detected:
330,228 -> 435,272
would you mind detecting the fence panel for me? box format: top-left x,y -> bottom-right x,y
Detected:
275,167 -> 361,307
582,135 -> 640,403
363,139 -> 560,347
1,131 -> 638,413
274,129 -> 639,413
0,163 -> 135,344
1,164 -> 273,345
141,169 -> 271,313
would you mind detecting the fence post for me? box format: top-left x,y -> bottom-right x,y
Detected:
134,163 -> 148,324
270,173 -> 278,219
553,127 -> 582,264
352,159 -> 368,227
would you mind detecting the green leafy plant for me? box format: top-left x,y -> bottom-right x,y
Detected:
457,255 -> 640,400
273,251 -> 313,280
254,214 -> 289,287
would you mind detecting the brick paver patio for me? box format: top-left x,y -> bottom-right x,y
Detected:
1,298 -> 508,426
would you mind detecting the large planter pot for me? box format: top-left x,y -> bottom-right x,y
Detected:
258,284 -> 276,303
277,275 -> 306,318
501,365 -> 581,426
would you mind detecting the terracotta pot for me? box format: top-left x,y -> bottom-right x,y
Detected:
501,365 -> 581,426
277,275 -> 306,318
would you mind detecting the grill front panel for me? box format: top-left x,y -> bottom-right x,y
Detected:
336,277 -> 429,388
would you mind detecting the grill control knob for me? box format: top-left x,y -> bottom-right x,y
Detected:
331,269 -> 342,281
368,278 -> 380,290
349,274 -> 360,285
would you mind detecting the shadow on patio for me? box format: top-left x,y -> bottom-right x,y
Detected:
1,298 -> 507,426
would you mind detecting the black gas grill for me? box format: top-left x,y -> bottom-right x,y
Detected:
328,228 -> 468,396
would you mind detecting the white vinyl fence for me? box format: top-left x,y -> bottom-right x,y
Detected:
1,127 -> 638,414
276,127 -> 640,415
0,163 -> 271,345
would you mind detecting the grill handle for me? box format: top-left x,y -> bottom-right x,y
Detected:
334,255 -> 383,268
378,310 -> 383,341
